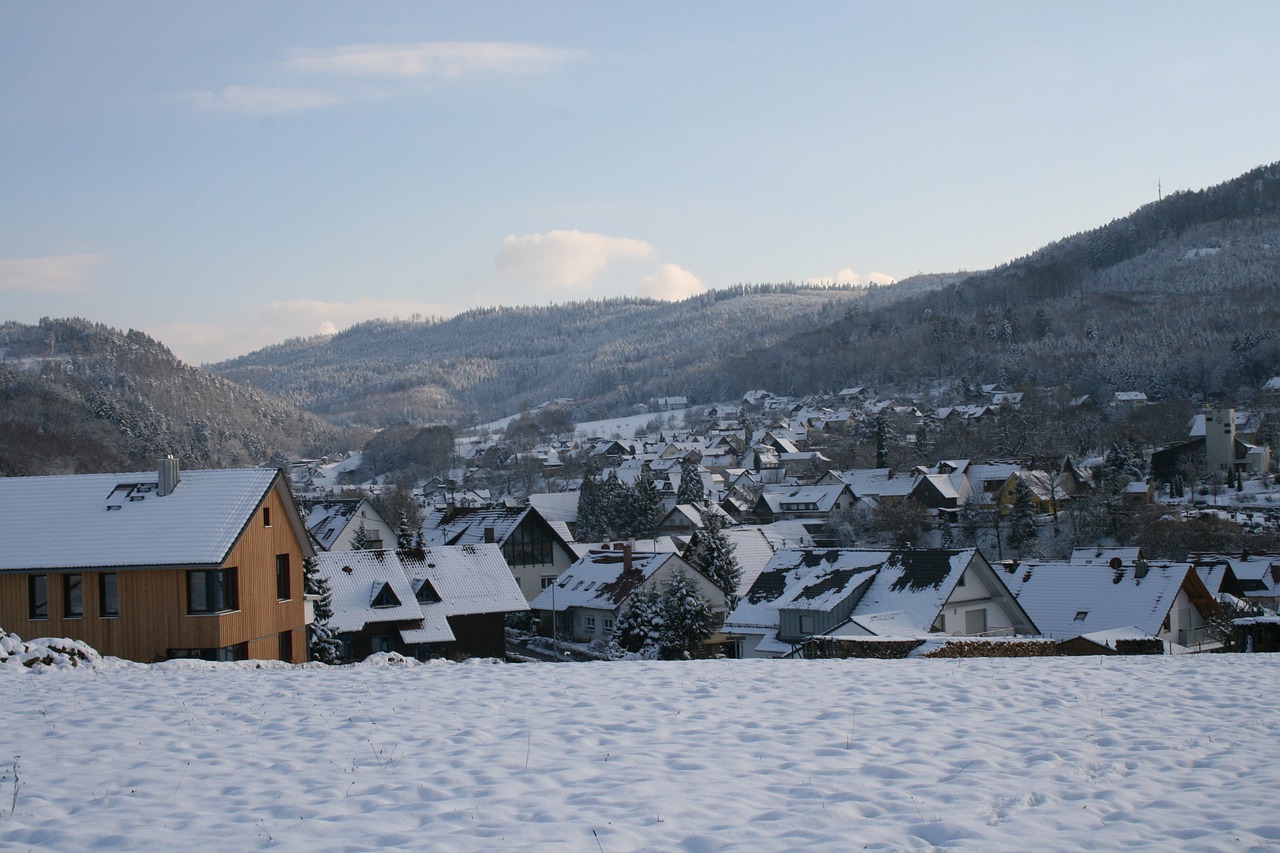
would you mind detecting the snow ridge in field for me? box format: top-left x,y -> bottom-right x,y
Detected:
2,657 -> 1279,851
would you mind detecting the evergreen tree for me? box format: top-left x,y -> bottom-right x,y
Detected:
598,470 -> 629,540
303,556 -> 342,664
871,413 -> 895,468
629,466 -> 663,540
613,584 -> 663,658
1006,478 -> 1038,554
676,458 -> 706,506
351,521 -> 374,550
658,569 -> 717,660
575,458 -> 606,542
685,507 -> 742,602
737,409 -> 754,447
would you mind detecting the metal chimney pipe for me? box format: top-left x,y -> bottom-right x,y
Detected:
157,456 -> 180,496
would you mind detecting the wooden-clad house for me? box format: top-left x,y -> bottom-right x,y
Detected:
0,460 -> 313,663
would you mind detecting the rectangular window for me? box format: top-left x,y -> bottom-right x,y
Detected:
63,573 -> 84,618
603,618 -> 614,635
187,568 -> 238,614
278,630 -> 293,662
799,613 -> 815,634
263,506 -> 272,527
371,635 -> 393,653
584,616 -> 597,631
541,576 -> 557,589
29,575 -> 48,619
99,572 -> 120,617
275,554 -> 291,601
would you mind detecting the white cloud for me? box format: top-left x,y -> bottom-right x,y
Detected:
183,85 -> 349,115
284,41 -> 578,79
805,267 -> 896,287
156,297 -> 451,364
0,253 -> 101,293
494,230 -> 655,290
638,263 -> 707,301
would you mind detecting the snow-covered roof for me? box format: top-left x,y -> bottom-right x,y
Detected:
312,550 -> 425,635
302,498 -> 373,550
0,466 -> 300,572
844,549 -> 984,634
726,549 -> 896,630
426,506 -> 530,547
1069,547 -> 1144,566
529,550 -> 688,612
756,484 -> 849,514
401,545 -> 528,617
997,562 -> 1193,640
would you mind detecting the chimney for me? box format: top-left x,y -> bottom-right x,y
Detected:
157,456 -> 180,496
622,543 -> 633,572
483,527 -> 495,544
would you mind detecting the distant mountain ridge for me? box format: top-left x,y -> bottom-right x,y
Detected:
0,318 -> 340,475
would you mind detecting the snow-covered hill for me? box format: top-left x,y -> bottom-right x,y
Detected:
3,654 -> 1277,851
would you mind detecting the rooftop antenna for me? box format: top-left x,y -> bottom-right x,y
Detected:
1158,178 -> 1162,202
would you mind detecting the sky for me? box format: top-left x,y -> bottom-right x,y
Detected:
2,2 -> 1278,365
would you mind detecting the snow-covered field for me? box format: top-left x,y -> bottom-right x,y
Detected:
3,655 -> 1280,852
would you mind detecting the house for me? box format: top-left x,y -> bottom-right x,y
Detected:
656,502 -> 732,537
997,561 -> 1221,652
312,545 -> 528,661
750,484 -> 856,523
0,460 -> 313,663
302,498 -> 398,551
1111,391 -> 1149,409
423,505 -> 576,603
1192,552 -> 1280,612
724,548 -> 1037,658
529,545 -> 729,646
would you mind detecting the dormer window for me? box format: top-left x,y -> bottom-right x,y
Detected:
371,583 -> 401,609
1074,610 -> 1088,621
414,578 -> 442,604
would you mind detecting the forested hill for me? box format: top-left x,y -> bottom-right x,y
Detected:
210,286 -> 883,426
0,318 -> 340,475
215,162 -> 1280,428
717,162 -> 1280,401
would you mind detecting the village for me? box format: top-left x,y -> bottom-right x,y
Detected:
5,378 -> 1280,669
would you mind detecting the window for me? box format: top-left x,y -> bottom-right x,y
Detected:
263,506 -> 272,527
275,554 -> 291,601
371,635 -> 393,653
99,573 -> 120,617
799,613 -> 815,634
187,568 -> 238,614
956,572 -> 966,587
603,618 -> 614,635
502,521 -> 555,566
167,643 -> 246,662
1073,610 -> 1089,622
278,630 -> 293,662
585,616 -> 597,631
63,574 -> 84,618
540,576 -> 558,589
28,575 -> 48,619
414,578 -> 441,604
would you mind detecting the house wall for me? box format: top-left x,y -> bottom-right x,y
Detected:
0,486 -> 306,663
936,564 -> 1021,637
778,594 -> 858,643
1157,587 -> 1211,648
331,502 -> 398,551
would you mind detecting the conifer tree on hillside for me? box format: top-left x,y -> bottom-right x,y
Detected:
303,557 -> 342,664
599,471 -> 629,540
676,458 -> 706,506
685,506 -> 742,603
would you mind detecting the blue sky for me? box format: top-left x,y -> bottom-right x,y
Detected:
2,2 -> 1278,364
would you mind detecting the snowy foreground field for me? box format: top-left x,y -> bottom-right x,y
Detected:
3,656 -> 1280,852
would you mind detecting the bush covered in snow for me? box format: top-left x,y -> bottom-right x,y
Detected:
0,627 -> 103,671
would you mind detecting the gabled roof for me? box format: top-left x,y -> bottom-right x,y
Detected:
400,545 -> 529,617
844,549 -> 989,633
726,549 -> 895,630
0,467 -> 308,572
529,550 -> 690,612
755,484 -> 850,514
426,505 -> 529,547
313,549 -> 426,635
302,498 -> 376,550
997,561 -> 1202,640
